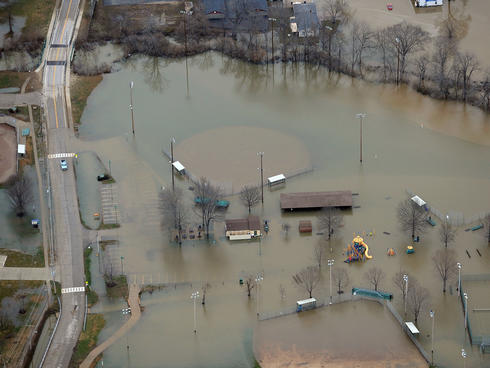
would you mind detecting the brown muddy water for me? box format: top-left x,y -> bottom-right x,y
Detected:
77,53 -> 490,368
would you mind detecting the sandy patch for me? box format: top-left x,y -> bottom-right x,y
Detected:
0,123 -> 17,184
174,126 -> 311,194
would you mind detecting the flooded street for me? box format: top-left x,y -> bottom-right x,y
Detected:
77,53 -> 490,367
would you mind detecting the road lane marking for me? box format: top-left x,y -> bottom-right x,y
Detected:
61,286 -> 85,294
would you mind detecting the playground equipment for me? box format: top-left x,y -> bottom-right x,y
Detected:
345,236 -> 372,263
387,248 -> 395,256
406,245 -> 415,254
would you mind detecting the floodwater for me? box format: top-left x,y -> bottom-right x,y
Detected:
77,53 -> 490,368
0,165 -> 42,254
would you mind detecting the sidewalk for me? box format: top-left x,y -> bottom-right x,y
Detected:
0,266 -> 56,281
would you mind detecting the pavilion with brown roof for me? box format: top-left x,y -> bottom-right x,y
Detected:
280,191 -> 353,211
225,215 -> 261,240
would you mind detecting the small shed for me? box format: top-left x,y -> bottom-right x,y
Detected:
225,215 -> 261,240
299,220 -> 312,233
172,161 -> 185,174
18,144 -> 26,156
31,219 -> 40,229
411,195 -> 426,207
405,322 -> 420,334
296,298 -> 317,312
268,174 -> 286,187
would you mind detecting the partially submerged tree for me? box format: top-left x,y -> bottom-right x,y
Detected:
193,177 -> 224,239
432,248 -> 457,293
439,220 -> 457,248
397,197 -> 428,241
7,173 -> 33,217
332,267 -> 349,295
386,22 -> 430,83
407,279 -> 430,325
159,187 -> 188,245
364,266 -> 385,291
292,266 -> 321,298
454,51 -> 479,102
317,207 -> 343,251
239,185 -> 260,213
313,241 -> 327,269
282,223 -> 291,238
244,274 -> 256,297
201,282 -> 211,305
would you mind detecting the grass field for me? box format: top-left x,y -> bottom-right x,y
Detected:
70,74 -> 103,127
0,246 -> 44,267
69,313 -> 106,368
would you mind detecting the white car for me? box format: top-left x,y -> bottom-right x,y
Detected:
60,159 -> 68,171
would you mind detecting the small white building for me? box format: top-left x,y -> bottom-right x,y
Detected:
268,174 -> 286,187
414,0 -> 443,7
17,144 -> 26,156
172,161 -> 185,174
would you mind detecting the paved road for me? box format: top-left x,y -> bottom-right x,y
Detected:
0,91 -> 42,108
41,0 -> 85,367
0,267 -> 56,281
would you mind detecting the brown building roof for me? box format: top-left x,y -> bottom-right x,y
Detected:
225,215 -> 261,231
280,191 -> 352,210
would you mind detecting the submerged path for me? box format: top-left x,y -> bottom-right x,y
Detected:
80,283 -> 142,368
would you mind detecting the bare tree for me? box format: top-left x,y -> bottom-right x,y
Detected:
386,22 -> 430,83
193,177 -> 224,239
201,282 -> 211,305
282,223 -> 291,238
478,71 -> 490,112
374,29 -> 395,82
317,207 -> 343,251
415,54 -> 430,90
332,267 -> 349,295
292,266 -> 321,298
313,241 -> 327,269
365,267 -> 385,291
432,248 -> 457,293
454,51 -> 479,102
407,279 -> 430,325
7,173 -> 33,217
397,198 -> 428,241
239,185 -> 260,213
352,21 -> 372,76
322,0 -> 352,26
432,37 -> 453,99
159,187 -> 188,245
244,274 -> 256,297
439,220 -> 457,248
393,270 -> 410,307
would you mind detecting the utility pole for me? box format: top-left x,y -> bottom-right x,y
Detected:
356,113 -> 366,163
430,309 -> 435,366
464,293 -> 468,331
395,38 -> 400,85
191,291 -> 199,333
403,274 -> 408,317
457,262 -> 462,297
257,152 -> 264,203
180,10 -> 190,97
170,137 -> 175,191
328,259 -> 334,304
129,81 -> 135,135
255,274 -> 263,317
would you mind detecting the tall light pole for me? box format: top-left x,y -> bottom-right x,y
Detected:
170,137 -> 176,191
356,113 -> 366,163
325,25 -> 333,72
129,81 -> 135,135
255,274 -> 263,316
430,309 -> 435,366
463,292 -> 468,331
257,152 -> 264,204
191,291 -> 199,334
403,274 -> 408,316
180,10 -> 190,97
461,348 -> 467,368
328,259 -> 334,304
457,262 -> 462,297
395,37 -> 400,85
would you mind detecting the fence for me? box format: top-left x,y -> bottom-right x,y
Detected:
406,189 -> 490,227
460,274 -> 490,351
2,286 -> 49,367
258,295 -> 431,364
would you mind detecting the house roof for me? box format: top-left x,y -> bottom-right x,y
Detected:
280,191 -> 353,210
225,215 -> 261,231
292,2 -> 319,32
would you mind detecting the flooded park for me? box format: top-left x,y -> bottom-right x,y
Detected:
71,52 -> 490,368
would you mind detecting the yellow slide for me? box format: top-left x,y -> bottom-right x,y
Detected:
363,242 -> 373,259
